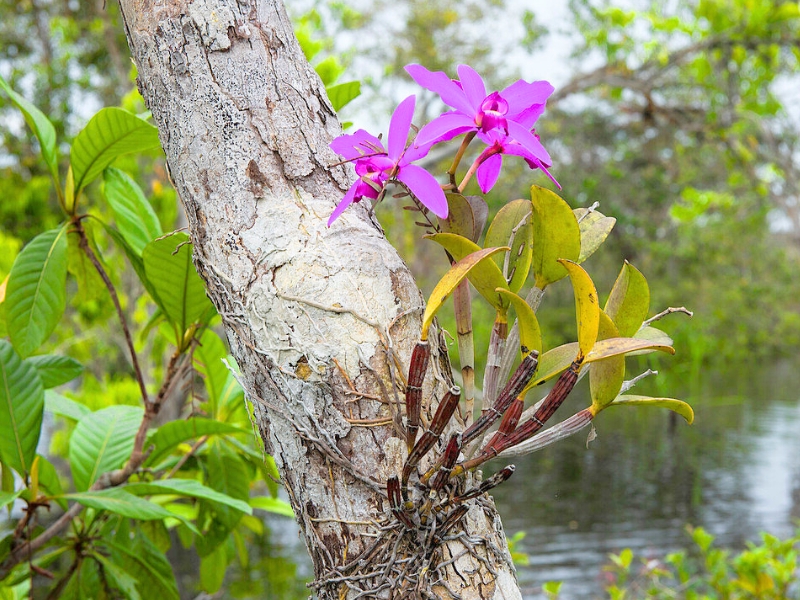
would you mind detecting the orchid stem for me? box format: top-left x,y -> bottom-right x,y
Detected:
447,131 -> 477,192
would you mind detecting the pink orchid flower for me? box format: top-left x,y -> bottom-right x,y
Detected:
475,129 -> 561,193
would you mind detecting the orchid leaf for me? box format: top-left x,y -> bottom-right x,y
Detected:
464,195 -> 489,241
574,208 -> 616,263
426,233 -> 510,313
530,185 -> 581,288
558,259 -> 600,359
496,289 -> 542,359
484,199 -> 533,292
609,395 -> 694,424
420,243 -> 508,339
440,193 -> 475,239
589,311 -> 625,412
71,107 -> 160,194
0,74 -> 59,187
5,226 -> 69,358
605,261 -> 650,337
0,340 -> 44,478
634,325 -> 673,348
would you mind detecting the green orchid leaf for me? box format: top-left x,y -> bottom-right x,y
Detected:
142,232 -> 215,341
609,395 -> 694,424
0,74 -> 59,187
589,311 -> 625,412
326,80 -> 361,112
632,326 -> 673,354
439,193 -> 476,239
124,478 -> 252,515
605,261 -> 650,337
530,185 -> 581,289
558,259 -> 600,359
426,233 -> 510,314
69,405 -> 143,491
5,226 -> 69,358
0,340 -> 44,478
484,199 -> 534,292
496,289 -> 542,359
574,208 -> 616,263
464,195 -> 489,241
71,107 -> 161,194
103,168 -> 163,255
25,355 -> 83,389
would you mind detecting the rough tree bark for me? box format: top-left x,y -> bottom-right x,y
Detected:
117,1 -> 522,597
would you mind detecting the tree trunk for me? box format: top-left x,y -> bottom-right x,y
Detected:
117,1 -> 521,597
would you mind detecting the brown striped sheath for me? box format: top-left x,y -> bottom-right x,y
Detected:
460,351 -> 539,446
483,397 -> 524,453
402,386 -> 461,486
437,504 -> 469,537
429,433 -> 462,492
451,465 -> 516,503
405,341 -> 431,453
387,475 -> 414,529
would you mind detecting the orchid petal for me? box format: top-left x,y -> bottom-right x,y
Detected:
476,153 -> 503,193
405,64 -> 474,115
507,121 -> 553,164
402,139 -> 433,164
327,183 -> 359,227
388,95 -> 416,160
395,164 -> 448,219
415,113 -> 475,147
502,142 -> 561,189
456,64 -> 487,109
501,80 -> 554,116
330,129 -> 385,160
510,103 -> 547,130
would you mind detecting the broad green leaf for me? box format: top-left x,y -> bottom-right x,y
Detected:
205,444 -> 250,530
605,261 -> 650,337
609,395 -> 694,424
559,259 -> 600,359
102,223 -> 166,313
326,80 -> 361,112
91,552 -> 142,600
44,391 -> 90,422
144,419 -> 250,467
0,490 -> 21,508
66,224 -> 105,303
0,74 -> 59,187
103,533 -> 179,600
124,478 -> 252,515
496,289 -> 542,359
250,496 -> 294,517
574,208 -> 616,263
142,233 -> 215,340
0,340 -> 44,478
589,311 -> 625,413
439,193 -> 475,239
103,168 -> 163,255
5,227 -> 68,358
34,454 -> 65,507
530,185 -> 581,288
69,405 -> 143,491
484,199 -> 533,292
464,195 -> 489,241
26,355 -> 83,388
70,107 -> 160,194
634,325 -> 673,347
199,543 -> 227,594
425,233 -> 510,315
194,329 -> 229,414
64,488 -> 200,533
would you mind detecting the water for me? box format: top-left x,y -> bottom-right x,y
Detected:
250,359 -> 800,598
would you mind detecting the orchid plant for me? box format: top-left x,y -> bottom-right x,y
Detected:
328,64 -> 693,536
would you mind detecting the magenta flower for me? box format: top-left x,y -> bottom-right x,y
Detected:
474,129 -> 561,193
328,95 -> 448,226
405,63 -> 554,162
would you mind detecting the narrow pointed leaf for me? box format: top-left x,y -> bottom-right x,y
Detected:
0,490 -> 21,508
6,227 -> 68,358
103,168 -> 163,255
605,261 -> 650,337
484,199 -> 533,292
45,391 -> 91,421
326,80 -> 361,112
71,107 -> 160,193
609,395 -> 694,424
496,289 -> 542,359
250,496 -> 294,517
69,405 -> 143,491
574,208 -> 616,263
0,74 -> 59,186
558,259 -> 600,359
26,355 -> 83,388
0,340 -> 44,477
145,419 -> 250,467
143,232 -> 215,337
102,223 -> 166,313
589,311 -> 625,412
439,193 -> 475,239
426,233 -> 510,313
530,185 -> 581,288
124,479 -> 252,515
